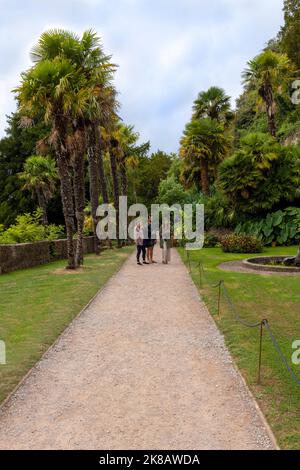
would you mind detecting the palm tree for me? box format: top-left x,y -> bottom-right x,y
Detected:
118,124 -> 150,196
22,29 -> 117,263
193,86 -> 233,125
19,155 -> 58,225
86,83 -> 118,253
15,55 -> 83,268
180,118 -> 231,195
242,50 -> 294,137
109,134 -> 121,247
16,29 -> 107,268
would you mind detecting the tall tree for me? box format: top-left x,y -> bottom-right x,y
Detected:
193,86 -> 233,125
16,30 -> 103,268
18,29 -> 116,265
280,0 -> 300,68
109,134 -> 121,247
18,155 -> 58,226
180,118 -> 230,195
242,50 -> 294,137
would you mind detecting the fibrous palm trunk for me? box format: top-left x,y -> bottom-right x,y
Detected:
56,153 -> 76,269
200,158 -> 210,195
74,151 -> 85,267
261,82 -> 276,137
36,188 -> 48,226
109,146 -> 121,247
119,155 -> 128,246
87,127 -> 101,255
119,158 -> 127,196
96,127 -> 109,204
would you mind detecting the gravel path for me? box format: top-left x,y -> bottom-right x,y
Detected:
0,249 -> 276,450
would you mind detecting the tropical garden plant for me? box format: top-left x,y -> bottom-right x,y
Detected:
235,207 -> 300,246
242,50 -> 294,137
18,155 -> 57,226
0,209 -> 64,244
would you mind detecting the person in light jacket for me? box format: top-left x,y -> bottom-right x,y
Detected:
134,222 -> 148,266
159,221 -> 172,264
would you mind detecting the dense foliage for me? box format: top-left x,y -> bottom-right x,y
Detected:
0,210 -> 64,244
235,207 -> 300,246
0,0 -> 300,261
220,234 -> 263,254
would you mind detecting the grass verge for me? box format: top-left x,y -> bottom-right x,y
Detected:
178,246 -> 300,450
0,247 -> 133,405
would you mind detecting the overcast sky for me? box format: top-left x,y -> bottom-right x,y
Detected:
0,0 -> 284,152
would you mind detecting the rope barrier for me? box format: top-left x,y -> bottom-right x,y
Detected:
263,320 -> 300,387
186,251 -> 300,387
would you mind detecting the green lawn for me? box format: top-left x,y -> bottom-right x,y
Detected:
0,247 -> 133,405
178,246 -> 300,450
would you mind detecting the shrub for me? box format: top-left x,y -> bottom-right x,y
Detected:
83,215 -> 93,236
220,233 -> 263,253
157,175 -> 189,206
235,207 -> 300,246
218,134 -> 300,216
46,224 -> 65,241
0,210 -> 65,244
199,189 -> 237,229
204,232 -> 219,248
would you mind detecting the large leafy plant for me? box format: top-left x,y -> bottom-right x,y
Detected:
235,207 -> 300,245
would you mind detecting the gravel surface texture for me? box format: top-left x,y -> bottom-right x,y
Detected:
0,249 -> 276,449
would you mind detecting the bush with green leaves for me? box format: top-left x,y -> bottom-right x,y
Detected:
157,175 -> 190,206
235,207 -> 300,246
204,232 -> 219,248
0,209 -> 65,244
199,189 -> 236,229
220,233 -> 263,253
218,133 -> 300,215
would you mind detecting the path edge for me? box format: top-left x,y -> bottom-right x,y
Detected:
0,249 -> 133,414
180,250 -> 280,450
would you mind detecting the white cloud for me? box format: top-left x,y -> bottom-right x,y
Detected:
0,0 -> 284,151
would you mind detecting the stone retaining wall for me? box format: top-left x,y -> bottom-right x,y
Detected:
0,236 -> 95,274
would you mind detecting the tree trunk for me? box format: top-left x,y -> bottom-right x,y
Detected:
74,151 -> 85,267
200,158 -> 210,195
119,156 -> 128,246
109,146 -> 121,247
95,127 -> 109,204
87,128 -> 101,255
36,188 -> 48,226
266,103 -> 277,137
262,82 -> 277,137
56,153 -> 76,269
119,157 -> 127,196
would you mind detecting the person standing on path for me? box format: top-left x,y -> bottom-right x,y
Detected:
134,222 -> 148,265
145,216 -> 157,264
159,221 -> 172,264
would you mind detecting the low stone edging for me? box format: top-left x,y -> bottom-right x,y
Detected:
243,256 -> 300,273
0,236 -> 96,274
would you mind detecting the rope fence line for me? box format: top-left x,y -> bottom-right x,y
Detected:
185,251 -> 300,388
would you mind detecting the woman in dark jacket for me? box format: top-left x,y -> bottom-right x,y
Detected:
144,216 -> 157,264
